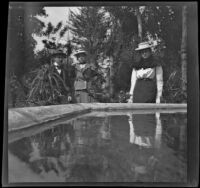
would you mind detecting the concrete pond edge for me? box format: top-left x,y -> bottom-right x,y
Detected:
8,103 -> 187,132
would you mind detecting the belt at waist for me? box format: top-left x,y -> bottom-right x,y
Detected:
137,77 -> 154,81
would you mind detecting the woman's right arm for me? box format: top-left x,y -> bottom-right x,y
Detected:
128,68 -> 137,103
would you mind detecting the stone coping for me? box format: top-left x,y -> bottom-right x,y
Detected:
8,103 -> 187,132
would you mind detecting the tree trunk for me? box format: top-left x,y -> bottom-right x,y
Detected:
135,8 -> 143,42
109,56 -> 115,100
181,5 -> 187,93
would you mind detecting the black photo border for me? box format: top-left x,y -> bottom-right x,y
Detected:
2,1 -> 199,187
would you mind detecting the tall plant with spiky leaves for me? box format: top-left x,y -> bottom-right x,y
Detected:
27,63 -> 70,104
28,20 -> 73,105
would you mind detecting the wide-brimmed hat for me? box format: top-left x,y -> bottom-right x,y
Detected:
135,42 -> 153,51
49,49 -> 67,58
153,40 -> 166,49
73,50 -> 86,57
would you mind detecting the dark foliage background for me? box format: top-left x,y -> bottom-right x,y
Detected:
6,3 -> 188,107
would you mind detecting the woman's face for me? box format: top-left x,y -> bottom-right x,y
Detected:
77,54 -> 86,64
140,48 -> 152,59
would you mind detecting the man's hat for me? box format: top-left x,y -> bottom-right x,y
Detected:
135,41 -> 153,51
49,49 -> 67,58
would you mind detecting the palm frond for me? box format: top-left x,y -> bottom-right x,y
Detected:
51,75 -> 60,89
52,73 -> 69,92
43,22 -> 54,36
28,80 -> 40,100
48,74 -> 54,99
53,21 -> 63,34
59,26 -> 68,38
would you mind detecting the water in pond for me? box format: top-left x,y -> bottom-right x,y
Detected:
8,112 -> 187,183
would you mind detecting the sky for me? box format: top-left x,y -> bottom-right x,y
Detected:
37,7 -> 72,26
33,7 -> 80,53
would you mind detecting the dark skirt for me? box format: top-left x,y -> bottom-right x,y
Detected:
132,114 -> 156,137
133,79 -> 157,103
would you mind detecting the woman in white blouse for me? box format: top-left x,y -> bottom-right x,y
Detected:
128,41 -> 164,103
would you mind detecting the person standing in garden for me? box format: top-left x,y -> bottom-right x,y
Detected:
72,50 -> 97,103
128,41 -> 164,103
51,50 -> 75,104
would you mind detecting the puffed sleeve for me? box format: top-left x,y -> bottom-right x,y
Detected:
156,66 -> 163,103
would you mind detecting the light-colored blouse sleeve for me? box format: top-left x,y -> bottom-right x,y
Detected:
129,68 -> 137,95
156,66 -> 163,100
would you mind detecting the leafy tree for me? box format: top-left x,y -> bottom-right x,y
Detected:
7,3 -> 74,106
69,6 -> 141,99
40,21 -> 69,51
7,3 -> 47,81
141,5 -> 186,102
103,6 -> 139,98
69,7 -> 109,67
7,3 -> 47,107
69,7 -> 112,101
7,4 -> 188,106
141,6 -> 182,51
28,22 -> 74,105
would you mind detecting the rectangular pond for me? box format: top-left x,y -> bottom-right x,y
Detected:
8,110 -> 187,183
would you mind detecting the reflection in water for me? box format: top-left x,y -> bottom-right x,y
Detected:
128,112 -> 162,149
8,113 -> 187,183
127,113 -> 162,181
155,113 -> 162,149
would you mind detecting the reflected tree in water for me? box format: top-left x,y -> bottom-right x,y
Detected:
8,113 -> 187,182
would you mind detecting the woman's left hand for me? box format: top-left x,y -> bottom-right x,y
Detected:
68,95 -> 72,102
127,97 -> 133,103
156,97 -> 160,104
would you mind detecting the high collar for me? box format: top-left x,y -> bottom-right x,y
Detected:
136,55 -> 154,69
